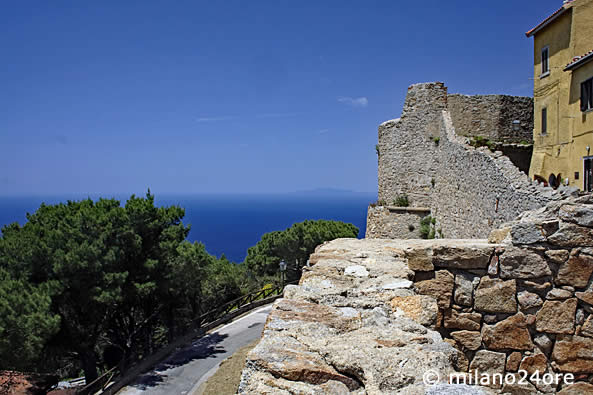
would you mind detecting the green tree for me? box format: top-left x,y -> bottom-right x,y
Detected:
243,220 -> 358,283
0,192 -> 194,381
0,268 -> 61,370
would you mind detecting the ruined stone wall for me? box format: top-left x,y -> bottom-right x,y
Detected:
407,195 -> 593,393
372,82 -> 572,240
239,196 -> 593,394
447,94 -> 533,143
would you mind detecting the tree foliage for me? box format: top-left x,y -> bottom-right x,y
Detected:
0,192 -> 238,381
243,220 -> 358,283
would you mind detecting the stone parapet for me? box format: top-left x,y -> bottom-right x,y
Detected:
240,195 -> 593,394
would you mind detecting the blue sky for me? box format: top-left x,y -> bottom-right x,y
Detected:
0,1 -> 562,195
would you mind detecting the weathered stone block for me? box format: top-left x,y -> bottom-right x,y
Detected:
559,203 -> 593,228
551,335 -> 593,373
510,222 -> 547,244
481,313 -> 534,351
506,351 -> 522,371
536,299 -> 577,334
443,309 -> 482,331
580,316 -> 593,338
390,295 -> 438,327
454,272 -> 479,306
556,252 -> 593,288
519,353 -> 548,376
469,350 -> 506,387
547,222 -> 593,247
474,277 -> 517,313
415,270 -> 454,309
546,288 -> 573,300
576,289 -> 593,306
558,382 -> 593,394
544,249 -> 569,263
518,290 -> 543,310
499,247 -> 551,279
450,330 -> 482,351
404,246 -> 434,271
533,333 -> 553,354
488,227 -> 510,244
432,245 -> 493,269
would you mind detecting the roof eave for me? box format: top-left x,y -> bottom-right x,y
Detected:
564,52 -> 593,71
525,6 -> 570,37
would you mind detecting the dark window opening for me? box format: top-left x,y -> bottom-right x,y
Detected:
541,108 -> 547,135
575,171 -> 579,180
541,47 -> 549,74
581,77 -> 593,112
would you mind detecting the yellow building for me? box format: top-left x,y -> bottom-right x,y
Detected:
527,0 -> 593,192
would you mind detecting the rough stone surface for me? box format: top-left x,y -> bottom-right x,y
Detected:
239,238 -> 467,394
534,333 -> 554,355
559,203 -> 593,227
499,247 -> 551,279
451,331 -> 482,351
481,313 -> 534,351
551,335 -> 593,373
556,253 -> 593,288
415,270 -> 454,309
536,299 -> 578,334
443,309 -> 482,331
544,249 -> 569,263
390,295 -> 438,327
454,273 -> 479,307
519,353 -> 548,375
474,277 -> 517,313
557,382 -> 593,394
547,288 -> 573,300
505,352 -> 523,372
468,350 -> 506,387
518,290 -> 544,310
581,316 -> 593,337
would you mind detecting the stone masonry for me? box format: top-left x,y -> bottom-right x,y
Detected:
239,195 -> 593,394
369,82 -> 577,240
447,94 -> 533,143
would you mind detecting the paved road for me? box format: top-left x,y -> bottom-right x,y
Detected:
118,305 -> 272,395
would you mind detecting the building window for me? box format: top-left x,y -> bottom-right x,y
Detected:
541,108 -> 547,135
581,77 -> 593,112
541,46 -> 550,76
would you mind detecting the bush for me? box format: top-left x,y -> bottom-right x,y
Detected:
419,215 -> 436,239
393,195 -> 409,207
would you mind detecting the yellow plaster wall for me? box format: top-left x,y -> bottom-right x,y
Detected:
529,0 -> 593,190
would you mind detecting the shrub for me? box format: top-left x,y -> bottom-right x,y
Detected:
393,195 -> 409,207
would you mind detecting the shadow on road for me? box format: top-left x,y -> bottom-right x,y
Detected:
129,332 -> 229,390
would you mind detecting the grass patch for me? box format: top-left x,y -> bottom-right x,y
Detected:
193,340 -> 259,395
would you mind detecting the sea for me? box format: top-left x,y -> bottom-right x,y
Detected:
0,192 -> 376,263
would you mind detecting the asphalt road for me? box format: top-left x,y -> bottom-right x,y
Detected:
118,305 -> 272,395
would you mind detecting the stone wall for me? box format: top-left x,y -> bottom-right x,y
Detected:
406,195 -> 593,393
447,94 -> 533,143
372,82 -> 574,240
239,195 -> 593,394
366,206 -> 431,239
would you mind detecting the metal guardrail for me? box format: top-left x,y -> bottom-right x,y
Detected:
77,281 -> 296,395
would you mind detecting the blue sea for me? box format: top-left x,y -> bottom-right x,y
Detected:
0,193 -> 375,263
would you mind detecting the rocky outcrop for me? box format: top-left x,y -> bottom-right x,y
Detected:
239,195 -> 593,394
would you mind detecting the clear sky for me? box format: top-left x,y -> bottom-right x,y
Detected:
0,1 -> 563,196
